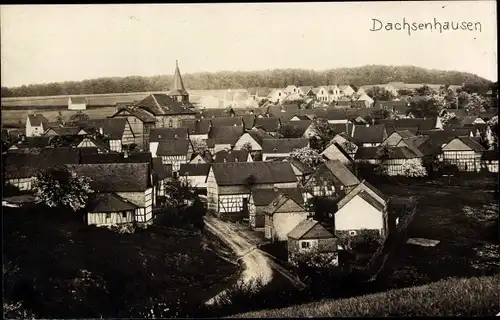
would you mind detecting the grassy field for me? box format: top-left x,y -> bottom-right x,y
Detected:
371,176 -> 499,290
234,276 -> 500,317
1,107 -> 117,126
2,204 -> 239,318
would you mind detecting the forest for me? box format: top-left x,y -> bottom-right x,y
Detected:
1,65 -> 493,98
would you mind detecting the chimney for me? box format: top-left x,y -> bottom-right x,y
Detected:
21,135 -> 26,142
123,150 -> 129,158
99,127 -> 104,135
372,118 -> 375,125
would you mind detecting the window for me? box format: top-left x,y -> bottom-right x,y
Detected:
279,92 -> 281,96
106,213 -> 111,219
122,212 -> 127,218
301,241 -> 311,249
169,120 -> 173,128
234,157 -> 239,162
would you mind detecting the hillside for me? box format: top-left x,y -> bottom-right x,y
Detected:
233,276 -> 499,317
1,65 -> 493,98
2,204 -> 239,318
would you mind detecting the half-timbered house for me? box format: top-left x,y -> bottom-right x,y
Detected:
77,118 -> 135,152
155,139 -> 193,173
442,137 -> 486,172
352,124 -> 388,147
206,161 -> 298,219
206,126 -> 244,154
303,160 -> 360,201
109,105 -> 156,149
212,149 -> 253,163
86,193 -> 138,227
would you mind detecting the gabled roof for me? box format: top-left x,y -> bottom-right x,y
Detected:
27,114 -> 49,127
80,151 -> 152,164
254,117 -> 280,132
211,161 -> 297,186
306,108 -> 348,121
213,149 -> 250,162
263,193 -> 305,215
282,157 -> 314,175
181,119 -> 211,135
251,187 -> 304,207
111,106 -> 157,123
135,94 -> 196,116
179,163 -> 211,176
287,219 -> 334,240
210,117 -> 244,127
246,128 -> 274,145
378,118 -> 438,131
87,193 -> 138,213
76,118 -> 129,140
3,147 -> 81,179
156,139 -> 191,156
67,163 -> 151,192
262,138 -> 309,153
208,126 -> 244,144
331,123 -> 354,135
420,129 -> 470,146
395,130 -> 416,139
352,125 -> 387,144
354,146 -> 379,160
321,142 -> 354,163
337,180 -> 387,210
150,128 -> 188,142
242,114 -> 256,129
445,136 -> 486,152
44,126 -> 84,136
323,160 -> 360,187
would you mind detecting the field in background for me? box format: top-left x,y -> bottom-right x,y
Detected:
1,107 -> 118,126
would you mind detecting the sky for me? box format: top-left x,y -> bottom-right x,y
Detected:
0,2 -> 497,87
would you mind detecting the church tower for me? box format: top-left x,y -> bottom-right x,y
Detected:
167,60 -> 189,103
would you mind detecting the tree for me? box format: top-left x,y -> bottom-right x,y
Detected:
397,88 -> 414,96
465,93 -> 487,116
164,178 -> 197,208
401,158 -> 428,177
365,86 -> 396,101
56,111 -> 65,126
277,124 -> 303,138
487,116 -> 498,148
241,142 -> 253,152
191,139 -> 209,155
415,85 -> 436,96
33,166 -> 93,211
68,111 -> 90,125
408,96 -> 442,118
290,146 -> 324,169
48,135 -> 66,148
370,109 -> 393,120
440,112 -> 457,126
311,118 -> 337,150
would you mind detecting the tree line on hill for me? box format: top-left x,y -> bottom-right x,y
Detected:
1,65 -> 494,98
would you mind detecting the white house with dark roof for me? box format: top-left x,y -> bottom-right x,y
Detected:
334,180 -> 389,239
441,136 -> 486,172
233,128 -> 273,152
178,163 -> 211,190
26,114 -> 49,137
68,162 -> 154,226
153,139 -> 193,173
206,161 -> 298,218
86,193 -> 138,227
267,89 -> 288,103
68,96 -> 87,110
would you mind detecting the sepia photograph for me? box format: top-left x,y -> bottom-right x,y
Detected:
1,2 -> 498,318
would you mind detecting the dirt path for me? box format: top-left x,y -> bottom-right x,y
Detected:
204,216 -> 274,305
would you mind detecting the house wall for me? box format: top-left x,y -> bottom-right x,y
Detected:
335,195 -> 385,236
161,155 -> 188,172
25,117 -> 44,137
114,114 -> 145,148
443,139 -> 480,172
327,119 -> 349,124
234,133 -> 263,151
268,90 -> 286,103
268,209 -> 308,241
110,139 -> 122,152
206,168 -> 219,213
262,152 -> 292,161
87,210 -> 134,226
156,115 -> 197,129
183,175 -> 207,189
213,144 -> 232,154
383,158 -> 408,176
68,102 -> 86,110
122,121 -> 135,145
77,138 -> 100,150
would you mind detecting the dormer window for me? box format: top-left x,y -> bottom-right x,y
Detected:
234,158 -> 239,162
224,158 -> 227,163
158,134 -> 162,139
174,133 -> 179,139
169,120 -> 173,127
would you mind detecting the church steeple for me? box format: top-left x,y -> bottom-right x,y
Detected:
168,60 -> 189,102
